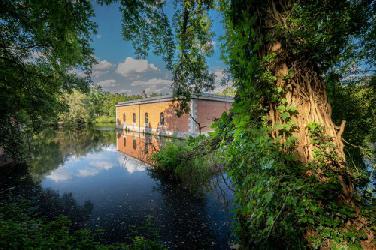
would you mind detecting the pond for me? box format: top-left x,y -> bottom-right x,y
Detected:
0,128 -> 234,249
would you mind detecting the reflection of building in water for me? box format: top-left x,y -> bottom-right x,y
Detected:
116,131 -> 167,164
115,94 -> 233,138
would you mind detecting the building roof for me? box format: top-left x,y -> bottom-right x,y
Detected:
115,93 -> 234,107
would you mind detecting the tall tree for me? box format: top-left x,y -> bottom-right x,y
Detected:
0,0 -> 96,159
218,1 -> 376,247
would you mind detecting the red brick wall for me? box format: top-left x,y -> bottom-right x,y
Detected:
196,100 -> 232,132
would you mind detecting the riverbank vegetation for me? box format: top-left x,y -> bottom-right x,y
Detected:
151,136 -> 223,190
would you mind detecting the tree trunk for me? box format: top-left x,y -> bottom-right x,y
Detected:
270,62 -> 345,162
268,54 -> 354,203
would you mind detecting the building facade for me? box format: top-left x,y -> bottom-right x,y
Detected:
115,94 -> 233,137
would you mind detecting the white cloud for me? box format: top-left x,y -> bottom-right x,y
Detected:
92,161 -> 113,170
210,69 -> 234,94
91,60 -> 113,79
130,78 -> 172,86
97,79 -> 117,88
116,57 -> 158,77
47,168 -> 71,182
93,60 -> 112,71
214,69 -> 224,80
144,86 -> 171,94
78,168 -> 99,177
117,89 -> 132,94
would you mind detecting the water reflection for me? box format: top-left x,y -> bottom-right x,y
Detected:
1,128 -> 234,249
116,130 -> 169,165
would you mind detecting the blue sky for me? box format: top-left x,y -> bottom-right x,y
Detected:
90,1 -> 227,95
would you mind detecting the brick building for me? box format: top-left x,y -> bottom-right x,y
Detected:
115,94 -> 233,137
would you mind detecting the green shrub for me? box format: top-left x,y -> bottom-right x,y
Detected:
151,136 -> 219,189
95,116 -> 115,124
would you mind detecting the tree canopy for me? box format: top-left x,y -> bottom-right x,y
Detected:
0,0 -> 96,158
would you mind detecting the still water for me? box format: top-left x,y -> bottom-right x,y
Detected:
0,128 -> 234,249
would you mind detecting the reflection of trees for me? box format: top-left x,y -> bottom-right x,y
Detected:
28,128 -> 115,181
0,164 -> 93,230
54,128 -> 115,157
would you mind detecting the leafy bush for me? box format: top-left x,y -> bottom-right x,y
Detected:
212,112 -> 375,249
151,136 -> 219,189
95,116 -> 115,124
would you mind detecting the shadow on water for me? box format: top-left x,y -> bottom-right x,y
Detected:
149,171 -> 233,249
0,127 -> 234,249
0,163 -> 94,230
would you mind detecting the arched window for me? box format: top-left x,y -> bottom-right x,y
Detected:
160,112 -> 164,125
123,113 -> 126,122
132,138 -> 137,149
123,137 -> 126,146
133,113 -> 136,123
145,112 -> 149,124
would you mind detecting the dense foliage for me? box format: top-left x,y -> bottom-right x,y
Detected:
151,136 -> 221,190
0,0 -> 96,160
59,87 -> 142,127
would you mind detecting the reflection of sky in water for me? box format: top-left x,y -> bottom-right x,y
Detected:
39,131 -> 234,249
44,145 -> 146,183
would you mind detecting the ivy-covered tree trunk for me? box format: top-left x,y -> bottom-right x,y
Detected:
270,60 -> 342,161
268,53 -> 354,203
220,0 -> 374,247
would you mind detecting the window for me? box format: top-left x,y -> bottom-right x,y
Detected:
123,113 -> 126,122
159,112 -> 164,125
123,137 -> 126,147
132,138 -> 137,149
133,113 -> 136,123
145,112 -> 149,124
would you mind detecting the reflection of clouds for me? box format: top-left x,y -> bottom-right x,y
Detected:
47,168 -> 71,182
102,145 -> 117,152
118,156 -> 147,174
78,168 -> 100,177
47,159 -> 115,182
78,160 -> 114,178
92,161 -> 113,170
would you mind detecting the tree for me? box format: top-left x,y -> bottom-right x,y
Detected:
0,0 -> 96,160
59,90 -> 93,127
107,0 -> 376,247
